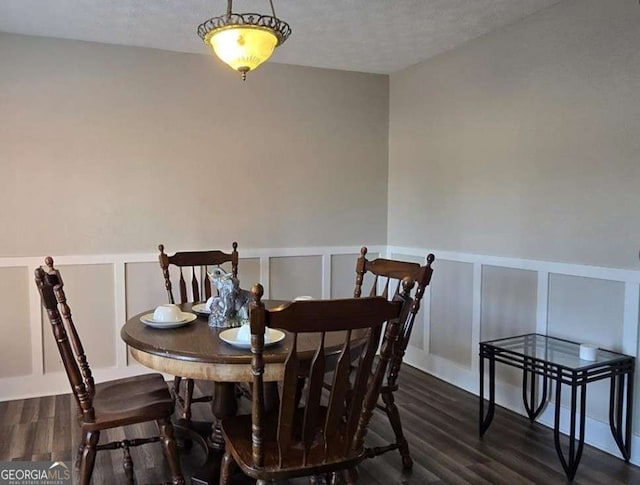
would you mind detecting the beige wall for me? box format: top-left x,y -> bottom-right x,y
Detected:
387,0 -> 640,445
0,33 -> 389,257
388,0 -> 640,270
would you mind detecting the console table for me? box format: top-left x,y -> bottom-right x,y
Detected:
479,333 -> 634,480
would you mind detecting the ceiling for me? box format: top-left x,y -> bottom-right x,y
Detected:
0,0 -> 564,74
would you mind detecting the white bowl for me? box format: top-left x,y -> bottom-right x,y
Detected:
236,324 -> 274,343
219,327 -> 285,349
236,324 -> 252,342
294,295 -> 314,301
153,304 -> 184,323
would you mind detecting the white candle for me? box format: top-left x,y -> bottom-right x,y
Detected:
579,344 -> 597,361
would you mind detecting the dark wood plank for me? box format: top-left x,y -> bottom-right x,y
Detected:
20,397 -> 40,424
8,422 -> 37,460
4,399 -> 25,423
52,394 -> 72,455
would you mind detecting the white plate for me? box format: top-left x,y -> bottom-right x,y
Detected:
140,312 -> 197,329
192,303 -> 211,316
219,328 -> 286,349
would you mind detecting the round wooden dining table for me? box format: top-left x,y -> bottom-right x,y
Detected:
121,301 -> 363,485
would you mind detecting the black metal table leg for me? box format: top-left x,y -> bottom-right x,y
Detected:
553,371 -> 587,481
479,347 -> 484,436
625,367 -> 634,461
479,346 -> 496,436
479,335 -> 634,482
523,358 -> 549,423
609,365 -> 634,461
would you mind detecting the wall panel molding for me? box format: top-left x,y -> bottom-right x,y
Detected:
0,245 -> 384,401
2,243 -> 639,466
389,244 -> 640,467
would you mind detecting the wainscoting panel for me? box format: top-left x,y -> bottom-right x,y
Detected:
43,263 -> 116,373
481,265 -> 538,341
0,266 -> 31,378
330,253 -> 359,298
429,259 -> 474,368
237,258 -> 261,295
390,244 -> 640,466
2,244 -> 639,466
125,262 -> 167,319
407,304 -> 426,352
548,273 -> 626,424
388,253 -> 428,352
269,255 -> 323,300
481,265 -> 538,387
330,252 -> 379,299
548,274 -> 625,351
0,245 -> 386,402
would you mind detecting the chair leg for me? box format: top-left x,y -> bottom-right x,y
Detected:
381,389 -> 413,470
173,376 -> 182,400
309,475 -> 327,485
183,378 -> 194,423
157,417 -> 185,485
122,443 -> 134,485
75,440 -> 85,471
78,430 -> 99,485
220,452 -> 237,485
342,467 -> 359,485
295,377 -> 305,407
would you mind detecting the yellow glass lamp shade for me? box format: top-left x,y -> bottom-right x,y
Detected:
197,1 -> 291,80
206,27 -> 278,77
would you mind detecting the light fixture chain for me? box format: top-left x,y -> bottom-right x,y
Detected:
226,0 -> 275,16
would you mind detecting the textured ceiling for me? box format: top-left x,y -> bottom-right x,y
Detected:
0,0 -> 564,74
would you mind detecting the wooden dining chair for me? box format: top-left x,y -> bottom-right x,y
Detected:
158,242 -> 239,424
35,257 -> 184,485
219,282 -> 414,485
354,246 -> 435,469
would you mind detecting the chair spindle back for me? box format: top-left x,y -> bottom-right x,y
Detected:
354,247 -> 435,388
35,257 -> 95,423
249,280 -> 414,469
159,242 -> 239,304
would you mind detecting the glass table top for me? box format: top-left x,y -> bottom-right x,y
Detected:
481,333 -> 632,371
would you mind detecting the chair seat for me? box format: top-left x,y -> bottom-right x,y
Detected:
222,408 -> 364,481
85,373 -> 174,431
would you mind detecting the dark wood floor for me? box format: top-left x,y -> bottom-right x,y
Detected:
1,365 -> 639,484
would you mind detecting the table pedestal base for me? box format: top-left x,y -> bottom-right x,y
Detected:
190,381 -> 280,485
